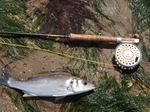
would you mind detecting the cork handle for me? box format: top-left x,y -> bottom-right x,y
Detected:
69,33 -> 139,43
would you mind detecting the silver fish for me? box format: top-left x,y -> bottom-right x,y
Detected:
0,67 -> 95,100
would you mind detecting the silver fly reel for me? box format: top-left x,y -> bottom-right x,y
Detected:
114,43 -> 142,70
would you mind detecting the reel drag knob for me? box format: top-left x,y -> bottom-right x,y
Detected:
114,43 -> 142,70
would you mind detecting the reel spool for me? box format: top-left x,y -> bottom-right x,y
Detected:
114,43 -> 142,70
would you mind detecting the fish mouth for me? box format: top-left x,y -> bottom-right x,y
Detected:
86,87 -> 95,93
91,86 -> 95,90
89,86 -> 95,91
87,86 -> 95,91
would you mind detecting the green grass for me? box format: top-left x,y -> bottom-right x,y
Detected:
0,0 -> 51,111
61,74 -> 150,112
0,0 -> 27,31
0,0 -> 54,59
0,0 -> 30,59
1,0 -> 150,112
1,87 -> 40,112
61,45 -> 102,80
127,0 -> 150,34
60,0 -> 150,111
127,0 -> 150,65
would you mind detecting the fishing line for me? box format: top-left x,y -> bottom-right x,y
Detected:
0,41 -> 117,67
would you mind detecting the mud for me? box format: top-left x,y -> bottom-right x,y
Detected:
0,0 -> 145,112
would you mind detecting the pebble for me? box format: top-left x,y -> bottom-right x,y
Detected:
127,82 -> 133,88
141,85 -> 147,90
23,63 -> 27,67
134,34 -> 140,38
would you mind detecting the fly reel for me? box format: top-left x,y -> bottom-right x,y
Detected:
114,43 -> 142,70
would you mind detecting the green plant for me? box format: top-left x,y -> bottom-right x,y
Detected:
61,74 -> 150,112
1,87 -> 40,112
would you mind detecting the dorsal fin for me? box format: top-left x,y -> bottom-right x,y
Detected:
27,76 -> 37,80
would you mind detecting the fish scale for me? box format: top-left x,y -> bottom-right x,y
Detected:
0,67 -> 95,100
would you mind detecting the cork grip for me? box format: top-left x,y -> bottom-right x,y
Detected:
69,33 -> 139,43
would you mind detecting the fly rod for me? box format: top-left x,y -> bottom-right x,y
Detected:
0,31 -> 139,43
0,31 -> 142,70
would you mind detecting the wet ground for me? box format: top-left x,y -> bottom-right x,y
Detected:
0,51 -> 65,111
0,0 -> 148,111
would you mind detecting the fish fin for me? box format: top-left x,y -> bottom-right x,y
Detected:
53,94 -> 67,101
48,74 -> 66,78
27,76 -> 37,80
55,96 -> 66,101
0,66 -> 14,86
23,91 -> 36,97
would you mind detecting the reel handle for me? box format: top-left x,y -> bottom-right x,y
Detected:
69,33 -> 139,43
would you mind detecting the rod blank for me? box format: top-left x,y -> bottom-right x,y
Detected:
0,31 -> 67,38
0,31 -> 139,44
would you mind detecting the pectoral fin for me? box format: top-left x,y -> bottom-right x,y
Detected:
23,91 -> 36,97
55,96 -> 66,101
53,94 -> 67,101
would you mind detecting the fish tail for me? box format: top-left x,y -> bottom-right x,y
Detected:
0,66 -> 13,86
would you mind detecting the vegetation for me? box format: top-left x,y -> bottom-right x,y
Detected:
0,0 -> 54,59
0,0 -> 29,59
127,0 -> 150,64
60,0 -> 150,112
0,0 -> 150,112
61,74 -> 150,112
2,87 -> 40,112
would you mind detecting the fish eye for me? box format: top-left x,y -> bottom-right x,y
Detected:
70,81 -> 73,84
83,82 -> 87,85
